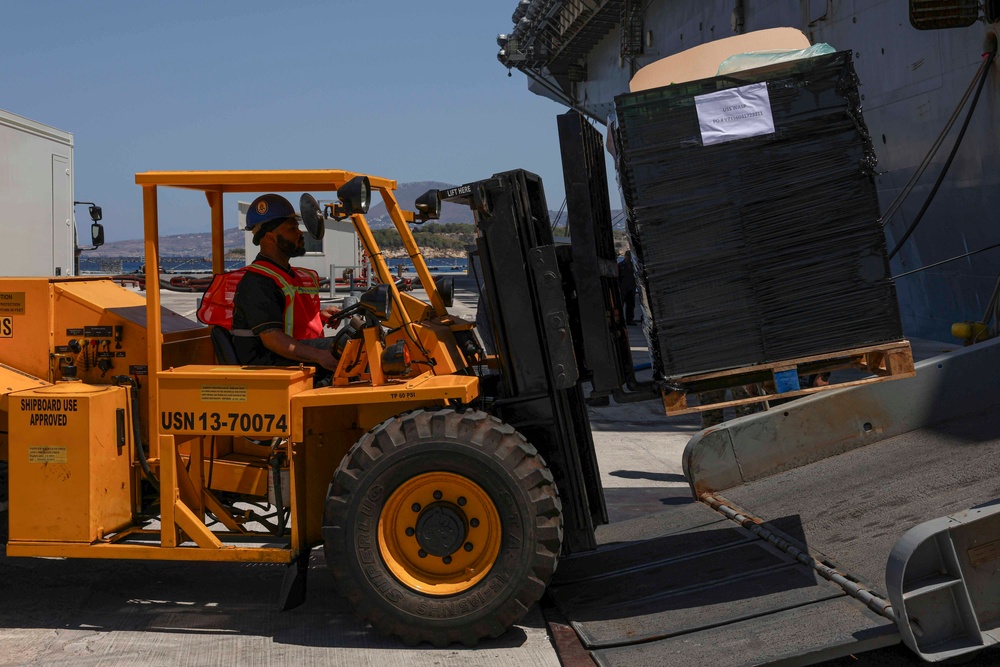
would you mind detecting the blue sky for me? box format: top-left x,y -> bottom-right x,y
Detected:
2,1 -> 589,241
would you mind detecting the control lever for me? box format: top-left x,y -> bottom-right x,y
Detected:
58,356 -> 78,380
98,341 -> 113,377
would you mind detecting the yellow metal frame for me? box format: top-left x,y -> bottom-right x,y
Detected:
133,171 -> 454,411
8,170 -> 480,562
16,170 -> 474,563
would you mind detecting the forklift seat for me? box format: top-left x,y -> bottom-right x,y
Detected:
210,326 -> 241,365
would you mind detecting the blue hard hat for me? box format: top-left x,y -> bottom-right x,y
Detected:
246,193 -> 296,231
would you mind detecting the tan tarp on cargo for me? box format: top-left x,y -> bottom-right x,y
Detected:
629,27 -> 812,91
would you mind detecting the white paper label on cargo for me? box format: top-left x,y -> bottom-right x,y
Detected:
695,82 -> 775,146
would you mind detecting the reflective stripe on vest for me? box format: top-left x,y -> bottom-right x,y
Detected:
246,262 -> 323,339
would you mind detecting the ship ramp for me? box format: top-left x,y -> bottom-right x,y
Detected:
548,337 -> 1000,666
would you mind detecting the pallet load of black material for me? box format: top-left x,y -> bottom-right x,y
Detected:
613,51 -> 912,412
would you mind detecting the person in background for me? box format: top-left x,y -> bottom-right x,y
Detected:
805,372 -> 831,387
618,249 -> 638,325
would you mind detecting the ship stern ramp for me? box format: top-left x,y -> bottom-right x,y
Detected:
549,338 -> 1000,665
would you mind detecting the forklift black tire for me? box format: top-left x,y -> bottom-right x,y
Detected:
323,409 -> 562,647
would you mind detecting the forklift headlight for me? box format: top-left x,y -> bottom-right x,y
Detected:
434,275 -> 454,308
414,189 -> 441,222
359,283 -> 392,321
381,340 -> 411,376
334,176 -> 371,218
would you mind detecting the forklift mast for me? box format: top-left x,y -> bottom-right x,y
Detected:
444,162 -> 629,554
556,111 -> 635,396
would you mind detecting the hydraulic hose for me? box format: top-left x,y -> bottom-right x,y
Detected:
887,48 -> 996,260
268,448 -> 288,538
113,375 -> 159,490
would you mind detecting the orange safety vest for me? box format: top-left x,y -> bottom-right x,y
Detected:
198,262 -> 323,339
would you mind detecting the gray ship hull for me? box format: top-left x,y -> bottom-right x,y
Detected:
501,1 -> 1000,342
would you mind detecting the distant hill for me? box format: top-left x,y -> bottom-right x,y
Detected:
91,227 -> 245,257
89,181 -> 623,256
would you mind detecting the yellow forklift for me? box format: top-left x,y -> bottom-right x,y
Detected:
0,155 -> 628,646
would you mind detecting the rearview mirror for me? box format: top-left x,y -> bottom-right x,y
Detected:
299,193 -> 326,241
88,205 -> 102,222
91,223 -> 105,248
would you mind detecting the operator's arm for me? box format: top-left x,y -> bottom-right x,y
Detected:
233,266 -> 336,370
258,329 -> 337,370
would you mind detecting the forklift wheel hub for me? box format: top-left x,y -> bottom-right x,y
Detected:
378,471 -> 502,595
416,504 -> 467,557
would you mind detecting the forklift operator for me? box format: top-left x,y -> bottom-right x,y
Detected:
232,193 -> 341,382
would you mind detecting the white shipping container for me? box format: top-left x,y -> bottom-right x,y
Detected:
0,109 -> 75,276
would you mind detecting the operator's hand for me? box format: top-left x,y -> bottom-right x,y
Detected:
321,305 -> 342,329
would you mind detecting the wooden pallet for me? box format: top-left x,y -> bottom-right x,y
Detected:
661,340 -> 916,416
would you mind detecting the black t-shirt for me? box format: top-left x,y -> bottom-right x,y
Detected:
232,255 -> 294,366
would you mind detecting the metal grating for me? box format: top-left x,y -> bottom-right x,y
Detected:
499,0 -> 625,71
619,0 -> 644,63
909,0 -> 979,30
988,0 -> 1000,23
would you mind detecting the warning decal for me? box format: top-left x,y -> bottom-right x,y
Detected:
200,384 -> 248,402
29,446 -> 68,463
0,292 -> 25,315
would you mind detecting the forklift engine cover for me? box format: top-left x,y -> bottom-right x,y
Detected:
8,383 -> 132,543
